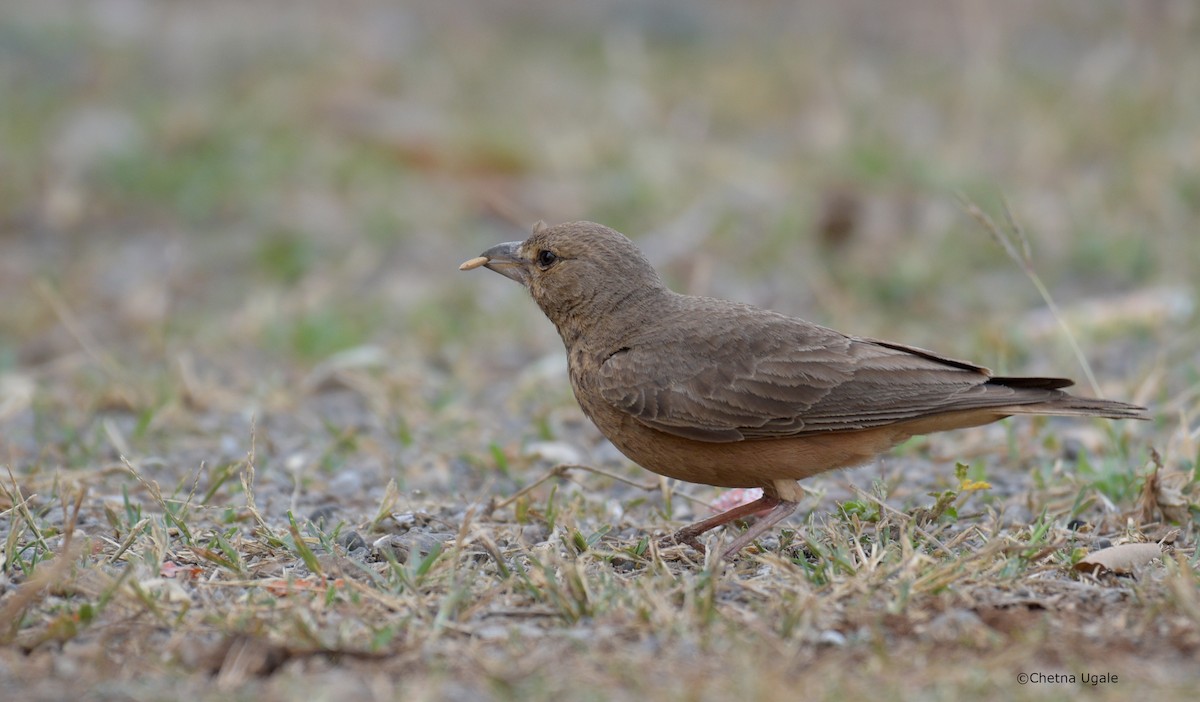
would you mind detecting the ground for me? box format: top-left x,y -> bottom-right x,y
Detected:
1,1 -> 1198,700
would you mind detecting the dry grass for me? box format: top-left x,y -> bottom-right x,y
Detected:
2,1 -> 1199,699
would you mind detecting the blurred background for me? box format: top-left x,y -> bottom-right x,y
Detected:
1,0 -> 1196,494
4,5 -> 1199,696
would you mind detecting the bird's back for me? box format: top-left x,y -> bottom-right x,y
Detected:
575,291 -> 1144,446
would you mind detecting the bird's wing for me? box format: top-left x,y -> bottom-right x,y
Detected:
595,311 -> 1066,442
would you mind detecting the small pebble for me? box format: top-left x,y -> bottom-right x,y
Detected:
338,531 -> 366,551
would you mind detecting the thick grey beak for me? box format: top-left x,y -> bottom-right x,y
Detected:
478,241 -> 528,284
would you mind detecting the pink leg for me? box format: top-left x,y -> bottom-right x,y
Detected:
662,495 -> 798,558
718,499 -> 800,560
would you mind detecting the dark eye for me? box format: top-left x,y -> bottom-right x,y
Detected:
536,250 -> 558,268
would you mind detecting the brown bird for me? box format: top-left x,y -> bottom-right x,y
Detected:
462,221 -> 1148,559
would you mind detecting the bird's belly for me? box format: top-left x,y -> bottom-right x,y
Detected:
577,393 -> 907,490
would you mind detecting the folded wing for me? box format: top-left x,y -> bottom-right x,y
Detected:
596,307 -> 1075,442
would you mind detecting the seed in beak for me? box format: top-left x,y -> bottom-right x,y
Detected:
459,256 -> 489,271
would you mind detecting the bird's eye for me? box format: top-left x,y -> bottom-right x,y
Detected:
536,250 -> 558,268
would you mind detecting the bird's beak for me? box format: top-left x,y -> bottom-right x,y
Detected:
476,241 -> 529,285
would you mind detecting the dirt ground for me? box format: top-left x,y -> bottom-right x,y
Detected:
2,2 -> 1198,700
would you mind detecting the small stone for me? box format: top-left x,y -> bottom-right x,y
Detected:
338,531 -> 366,551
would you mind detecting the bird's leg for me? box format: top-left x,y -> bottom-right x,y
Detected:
718,499 -> 800,560
661,495 -> 785,555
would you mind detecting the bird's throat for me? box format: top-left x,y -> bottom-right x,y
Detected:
546,286 -> 672,352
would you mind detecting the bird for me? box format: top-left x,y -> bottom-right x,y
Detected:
461,221 -> 1148,560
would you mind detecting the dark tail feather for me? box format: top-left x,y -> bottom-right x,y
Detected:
988,376 -> 1075,390
986,376 -> 1148,420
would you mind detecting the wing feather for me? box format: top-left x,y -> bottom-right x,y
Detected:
595,301 -> 1067,442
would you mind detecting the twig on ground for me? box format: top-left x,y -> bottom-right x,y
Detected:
488,463 -> 706,515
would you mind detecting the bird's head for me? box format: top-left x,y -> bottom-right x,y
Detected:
462,221 -> 667,340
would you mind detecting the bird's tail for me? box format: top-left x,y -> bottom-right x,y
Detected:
987,376 -> 1149,421
1000,396 -> 1148,420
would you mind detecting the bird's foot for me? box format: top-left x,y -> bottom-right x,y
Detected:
717,499 -> 801,560
654,494 -> 802,561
